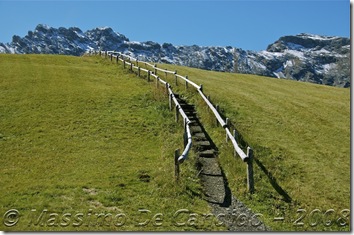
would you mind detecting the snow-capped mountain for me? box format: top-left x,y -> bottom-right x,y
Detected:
0,24 -> 350,87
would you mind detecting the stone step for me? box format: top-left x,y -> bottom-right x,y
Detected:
188,121 -> 200,127
187,117 -> 199,122
179,103 -> 194,107
190,125 -> 203,134
193,141 -> 213,151
180,106 -> 195,112
194,140 -> 211,147
182,105 -> 194,109
184,110 -> 197,116
193,132 -> 207,141
198,149 -> 216,158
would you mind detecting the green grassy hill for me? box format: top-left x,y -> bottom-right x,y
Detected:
0,55 -> 223,231
156,63 -> 350,231
0,54 -> 350,231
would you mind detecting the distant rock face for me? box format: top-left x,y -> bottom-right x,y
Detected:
260,34 -> 350,87
0,24 -> 350,87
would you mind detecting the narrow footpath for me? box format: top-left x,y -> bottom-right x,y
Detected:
176,94 -> 268,231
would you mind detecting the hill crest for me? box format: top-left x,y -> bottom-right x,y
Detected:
0,24 -> 350,87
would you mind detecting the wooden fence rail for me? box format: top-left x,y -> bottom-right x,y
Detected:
100,50 -> 254,193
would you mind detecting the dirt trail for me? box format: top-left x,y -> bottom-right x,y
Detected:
177,94 -> 268,231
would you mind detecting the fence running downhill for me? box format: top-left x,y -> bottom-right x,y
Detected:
99,50 -> 255,194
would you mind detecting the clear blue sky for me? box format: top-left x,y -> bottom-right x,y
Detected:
0,0 -> 350,51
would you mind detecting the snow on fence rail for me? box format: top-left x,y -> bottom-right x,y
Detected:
99,50 -> 254,193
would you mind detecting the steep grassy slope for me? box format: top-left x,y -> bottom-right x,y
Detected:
0,54 -> 349,231
156,63 -> 350,231
0,55 -> 225,231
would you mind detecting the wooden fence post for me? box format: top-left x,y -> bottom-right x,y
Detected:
116,54 -> 119,63
105,51 -> 107,58
123,60 -> 126,69
225,118 -> 230,142
154,64 -> 157,75
246,147 -> 255,194
175,105 -> 179,122
99,51 -> 102,57
169,94 -> 172,111
138,67 -> 141,77
216,105 -> 220,127
200,84 -> 203,92
110,53 -> 113,61
130,62 -> 133,71
165,83 -> 169,96
147,70 -> 151,82
233,129 -> 238,157
175,149 -> 180,181
185,76 -> 189,90
174,71 -> 178,86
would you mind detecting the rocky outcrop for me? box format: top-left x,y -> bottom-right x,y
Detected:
0,25 -> 350,87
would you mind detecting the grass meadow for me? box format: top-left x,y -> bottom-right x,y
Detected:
0,54 -> 350,231
0,55 -> 225,231
155,62 -> 350,231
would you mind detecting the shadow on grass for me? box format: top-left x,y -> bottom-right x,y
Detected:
203,99 -> 292,203
253,157 -> 292,203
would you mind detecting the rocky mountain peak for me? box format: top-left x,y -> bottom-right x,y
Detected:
35,24 -> 51,32
267,33 -> 350,53
0,24 -> 350,87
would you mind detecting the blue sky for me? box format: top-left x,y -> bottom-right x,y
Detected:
0,0 -> 350,51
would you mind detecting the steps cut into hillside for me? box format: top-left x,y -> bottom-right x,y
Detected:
175,94 -> 268,231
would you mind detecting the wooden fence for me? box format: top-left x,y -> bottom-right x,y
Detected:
99,50 -> 254,193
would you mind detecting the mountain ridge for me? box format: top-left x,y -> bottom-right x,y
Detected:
0,24 -> 350,87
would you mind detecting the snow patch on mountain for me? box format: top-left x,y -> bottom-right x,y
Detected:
0,25 -> 350,87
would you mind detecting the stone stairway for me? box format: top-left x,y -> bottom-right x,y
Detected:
175,94 -> 268,231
